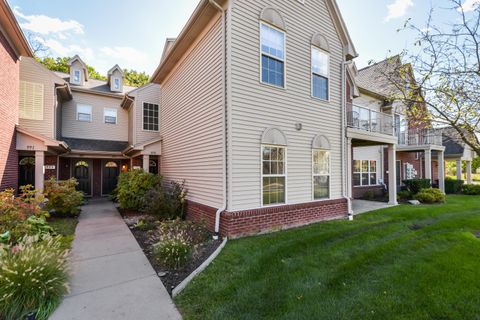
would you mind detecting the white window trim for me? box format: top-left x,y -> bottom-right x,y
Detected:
113,78 -> 121,90
142,101 -> 160,132
353,159 -> 379,187
259,21 -> 287,90
104,107 -> 118,125
312,149 -> 331,201
73,69 -> 81,84
311,45 -> 330,102
260,144 -> 288,207
76,104 -> 92,122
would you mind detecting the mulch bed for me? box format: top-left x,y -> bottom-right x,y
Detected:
118,207 -> 223,295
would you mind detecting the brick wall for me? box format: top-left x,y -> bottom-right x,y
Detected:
186,199 -> 348,239
353,185 -> 385,199
44,156 -> 58,180
59,157 -> 71,180
397,152 -> 422,180
0,30 -> 19,191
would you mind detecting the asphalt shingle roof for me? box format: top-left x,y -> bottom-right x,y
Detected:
62,137 -> 129,152
355,56 -> 403,97
54,72 -> 136,96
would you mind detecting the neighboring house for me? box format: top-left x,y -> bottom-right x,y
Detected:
347,56 -> 446,200
0,0 -> 32,191
16,55 -> 161,197
150,0 -> 357,238
442,127 -> 476,183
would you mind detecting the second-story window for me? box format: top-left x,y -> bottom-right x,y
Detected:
73,70 -> 81,84
104,108 -> 117,124
312,47 -> 329,100
77,104 -> 92,122
143,102 -> 159,131
260,23 -> 285,88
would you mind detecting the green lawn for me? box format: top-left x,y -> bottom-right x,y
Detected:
48,217 -> 78,249
176,195 -> 480,320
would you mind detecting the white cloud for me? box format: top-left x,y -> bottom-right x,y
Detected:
13,7 -> 84,37
100,46 -> 150,72
385,0 -> 414,22
37,37 -> 94,61
458,0 -> 480,12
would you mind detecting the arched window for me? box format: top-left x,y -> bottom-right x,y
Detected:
260,7 -> 286,88
105,161 -> 118,168
76,161 -> 89,167
312,135 -> 331,200
149,160 -> 157,167
261,128 -> 287,206
19,157 -> 35,166
311,33 -> 330,100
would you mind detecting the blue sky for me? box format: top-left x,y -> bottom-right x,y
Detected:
7,0 -> 478,75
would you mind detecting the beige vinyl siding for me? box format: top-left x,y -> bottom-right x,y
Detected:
161,17 -> 224,208
19,57 -> 56,139
132,84 -> 161,145
62,92 -> 128,141
128,104 -> 134,145
228,0 -> 346,210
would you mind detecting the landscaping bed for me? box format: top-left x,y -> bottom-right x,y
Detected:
120,209 -> 222,294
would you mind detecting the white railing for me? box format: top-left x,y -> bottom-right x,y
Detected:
397,128 -> 443,146
347,104 -> 394,136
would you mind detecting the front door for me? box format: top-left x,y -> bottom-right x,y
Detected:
18,157 -> 35,189
74,160 -> 91,196
103,161 -> 120,195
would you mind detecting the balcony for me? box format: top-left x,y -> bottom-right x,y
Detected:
397,128 -> 443,147
346,104 -> 397,145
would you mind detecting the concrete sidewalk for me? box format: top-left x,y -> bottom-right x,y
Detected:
50,199 -> 181,320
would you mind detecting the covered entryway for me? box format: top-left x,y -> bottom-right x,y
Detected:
102,161 -> 120,195
18,156 -> 35,188
74,160 -> 91,196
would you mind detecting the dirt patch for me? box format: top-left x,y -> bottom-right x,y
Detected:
118,208 -> 222,294
408,224 -> 424,231
474,231 -> 480,239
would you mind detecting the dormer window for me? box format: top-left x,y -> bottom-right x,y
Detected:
73,70 -> 81,84
114,78 -> 120,90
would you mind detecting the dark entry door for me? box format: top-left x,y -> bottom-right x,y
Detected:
149,159 -> 158,175
18,157 -> 35,188
103,161 -> 119,195
74,161 -> 91,196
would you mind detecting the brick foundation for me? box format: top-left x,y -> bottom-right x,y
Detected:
353,185 -> 385,199
186,198 -> 348,239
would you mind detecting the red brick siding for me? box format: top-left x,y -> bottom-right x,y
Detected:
132,157 -> 142,168
186,199 -> 348,239
59,157 -> 71,180
44,156 -> 58,180
0,30 -> 19,191
397,152 -> 422,180
353,185 -> 385,199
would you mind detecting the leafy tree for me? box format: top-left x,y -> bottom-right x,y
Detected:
123,69 -> 150,87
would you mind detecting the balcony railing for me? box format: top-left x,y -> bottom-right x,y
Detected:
397,128 -> 443,146
347,104 -> 394,136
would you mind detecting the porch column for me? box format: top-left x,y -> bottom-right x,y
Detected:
143,155 -> 150,172
34,151 -> 44,193
438,151 -> 445,193
466,160 -> 473,184
425,149 -> 432,181
456,160 -> 463,180
388,144 -> 397,205
346,138 -> 353,199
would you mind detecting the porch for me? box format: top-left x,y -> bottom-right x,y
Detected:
352,199 -> 395,215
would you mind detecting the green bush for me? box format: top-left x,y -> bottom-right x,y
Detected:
397,190 -> 413,201
44,178 -> 84,216
403,179 -> 431,195
143,180 -> 187,220
462,184 -> 480,195
0,236 -> 69,320
445,178 -> 464,194
153,235 -> 192,270
158,219 -> 210,246
115,170 -> 162,210
414,188 -> 446,204
0,187 -> 48,244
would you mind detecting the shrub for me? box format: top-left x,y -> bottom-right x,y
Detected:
397,190 -> 413,201
414,188 -> 446,204
143,180 -> 188,220
158,219 -> 210,246
153,234 -> 192,270
403,179 -> 431,195
44,178 -> 84,216
462,184 -> 480,195
0,236 -> 69,320
115,170 -> 162,210
0,188 -> 48,244
134,218 -> 157,231
445,178 -> 464,194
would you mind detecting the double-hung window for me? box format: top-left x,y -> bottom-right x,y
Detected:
143,102 -> 159,131
353,160 -> 378,186
260,23 -> 285,88
312,150 -> 330,199
262,145 -> 286,205
77,104 -> 92,122
114,78 -> 120,90
73,70 -> 81,84
104,108 -> 117,124
311,47 -> 329,100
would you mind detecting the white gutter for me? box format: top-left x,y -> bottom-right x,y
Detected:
341,60 -> 354,221
209,0 -> 227,240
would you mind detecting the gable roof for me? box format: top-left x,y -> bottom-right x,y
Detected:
151,0 -> 357,84
355,55 -> 404,98
68,55 -> 89,80
107,64 -> 124,77
0,0 -> 32,57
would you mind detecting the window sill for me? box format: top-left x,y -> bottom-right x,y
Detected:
259,80 -> 287,92
310,95 -> 330,103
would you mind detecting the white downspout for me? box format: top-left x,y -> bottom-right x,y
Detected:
342,60 -> 354,221
209,0 -> 227,240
